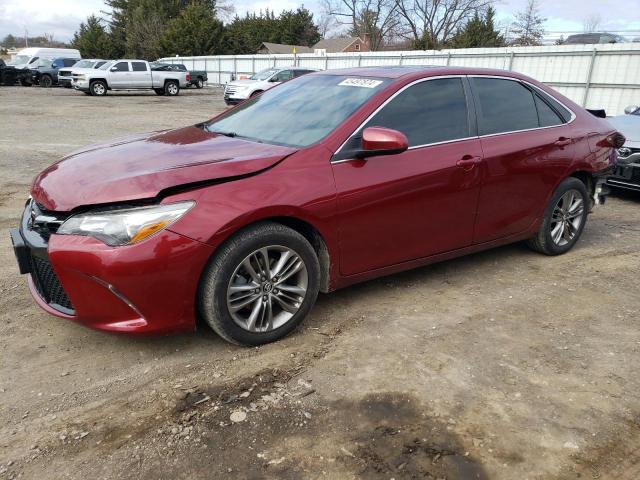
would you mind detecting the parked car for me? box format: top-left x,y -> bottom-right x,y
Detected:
0,58 -> 31,86
6,48 -> 81,85
58,59 -> 108,88
10,66 -> 622,345
71,59 -> 189,96
223,66 -> 317,105
152,63 -> 207,88
30,57 -> 80,87
562,33 -> 629,44
606,105 -> 640,191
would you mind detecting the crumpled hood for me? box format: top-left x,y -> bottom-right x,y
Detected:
608,115 -> 640,143
31,125 -> 297,211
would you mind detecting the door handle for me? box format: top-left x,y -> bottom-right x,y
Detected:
554,137 -> 572,147
456,155 -> 482,168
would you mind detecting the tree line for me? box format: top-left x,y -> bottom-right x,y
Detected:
70,0 -> 323,60
3,0 -> 548,60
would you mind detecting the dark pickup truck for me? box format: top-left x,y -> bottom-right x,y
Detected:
30,57 -> 79,87
0,59 -> 31,86
151,62 -> 207,88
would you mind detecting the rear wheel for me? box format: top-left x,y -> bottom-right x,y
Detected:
164,81 -> 179,96
198,222 -> 320,346
40,75 -> 53,88
195,78 -> 204,89
90,80 -> 107,96
527,177 -> 589,255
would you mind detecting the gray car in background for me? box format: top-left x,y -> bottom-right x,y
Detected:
607,106 -> 640,192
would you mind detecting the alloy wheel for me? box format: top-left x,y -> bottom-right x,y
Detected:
93,83 -> 105,95
226,245 -> 308,332
550,189 -> 585,246
167,83 -> 178,95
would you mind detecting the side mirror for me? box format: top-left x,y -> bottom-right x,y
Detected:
624,105 -> 639,115
358,127 -> 409,158
110,67 -> 118,72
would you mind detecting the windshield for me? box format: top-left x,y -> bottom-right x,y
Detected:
7,55 -> 30,66
99,61 -> 114,70
250,68 -> 279,81
206,74 -> 390,147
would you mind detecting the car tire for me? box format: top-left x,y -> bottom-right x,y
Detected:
164,80 -> 179,96
154,88 -> 165,96
250,90 -> 262,98
527,177 -> 589,256
198,222 -> 321,346
90,80 -> 107,96
196,78 -> 204,89
40,75 -> 53,88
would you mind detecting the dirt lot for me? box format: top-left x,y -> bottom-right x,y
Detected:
1,85 -> 640,480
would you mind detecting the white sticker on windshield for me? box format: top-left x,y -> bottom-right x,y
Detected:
338,78 -> 383,88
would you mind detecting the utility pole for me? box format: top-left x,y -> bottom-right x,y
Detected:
24,28 -> 28,48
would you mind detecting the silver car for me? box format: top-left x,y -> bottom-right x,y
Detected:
607,105 -> 640,192
58,59 -> 108,88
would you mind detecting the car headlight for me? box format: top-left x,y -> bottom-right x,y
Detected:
57,201 -> 194,246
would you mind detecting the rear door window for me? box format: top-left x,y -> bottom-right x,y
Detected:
132,62 -> 147,72
472,77 -> 539,135
363,77 -> 470,147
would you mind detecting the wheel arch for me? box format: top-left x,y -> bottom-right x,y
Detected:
210,214 -> 333,294
90,77 -> 108,88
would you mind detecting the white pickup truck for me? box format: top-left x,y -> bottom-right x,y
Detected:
71,59 -> 190,96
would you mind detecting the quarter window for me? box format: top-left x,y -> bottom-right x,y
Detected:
132,62 -> 147,72
472,78 -> 539,135
535,95 -> 564,127
363,77 -> 470,147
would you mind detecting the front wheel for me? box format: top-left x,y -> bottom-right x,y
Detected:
164,81 -> 179,96
198,222 -> 321,346
90,80 -> 107,96
20,78 -> 32,87
40,75 -> 53,88
527,177 -> 589,255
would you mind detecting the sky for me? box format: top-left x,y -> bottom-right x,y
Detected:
1,0 -> 639,44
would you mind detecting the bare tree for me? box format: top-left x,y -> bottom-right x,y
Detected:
325,0 -> 401,50
215,0 -> 236,22
394,0 -> 494,49
583,13 -> 601,33
319,0 -> 341,37
43,32 -> 55,46
510,0 -> 545,46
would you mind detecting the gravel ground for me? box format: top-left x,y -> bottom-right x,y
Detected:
1,85 -> 640,480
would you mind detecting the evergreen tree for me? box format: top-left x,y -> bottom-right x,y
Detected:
160,1 -> 224,56
70,15 -> 114,58
450,7 -> 505,48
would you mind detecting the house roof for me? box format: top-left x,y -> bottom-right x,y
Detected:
312,37 -> 359,53
259,42 -> 313,54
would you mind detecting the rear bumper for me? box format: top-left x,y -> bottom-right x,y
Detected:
12,200 -> 215,335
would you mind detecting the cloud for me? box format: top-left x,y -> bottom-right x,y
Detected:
0,0 -> 106,42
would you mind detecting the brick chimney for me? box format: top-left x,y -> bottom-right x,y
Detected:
363,33 -> 371,51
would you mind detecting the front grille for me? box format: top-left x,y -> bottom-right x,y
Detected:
29,255 -> 74,312
29,202 -> 68,238
224,85 -> 237,95
618,147 -> 640,159
59,71 -> 71,77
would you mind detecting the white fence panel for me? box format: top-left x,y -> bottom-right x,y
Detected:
159,43 -> 640,115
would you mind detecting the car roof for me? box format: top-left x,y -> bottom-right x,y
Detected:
313,65 -> 530,81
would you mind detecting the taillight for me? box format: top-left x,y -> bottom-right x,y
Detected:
602,132 -> 626,149
186,73 -> 191,82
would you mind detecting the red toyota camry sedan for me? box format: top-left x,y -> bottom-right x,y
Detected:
11,66 -> 621,345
